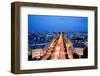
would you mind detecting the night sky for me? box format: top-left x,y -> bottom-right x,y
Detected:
28,15 -> 88,32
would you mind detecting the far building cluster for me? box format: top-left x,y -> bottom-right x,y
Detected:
28,32 -> 88,60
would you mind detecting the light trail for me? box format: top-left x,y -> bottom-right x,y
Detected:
42,32 -> 73,60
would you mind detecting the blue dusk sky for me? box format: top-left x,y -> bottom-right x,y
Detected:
28,15 -> 88,32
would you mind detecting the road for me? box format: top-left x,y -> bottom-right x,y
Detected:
42,32 -> 73,60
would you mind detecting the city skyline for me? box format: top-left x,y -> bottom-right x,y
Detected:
28,15 -> 88,60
